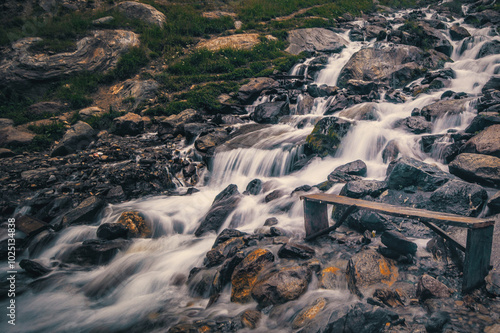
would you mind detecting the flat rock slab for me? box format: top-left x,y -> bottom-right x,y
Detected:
286,28 -> 348,55
197,34 -> 277,51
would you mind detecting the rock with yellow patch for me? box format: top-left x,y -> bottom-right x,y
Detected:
240,309 -> 262,329
117,211 -> 151,238
319,266 -> 347,289
292,297 -> 327,329
346,249 -> 398,297
196,34 -> 277,51
231,249 -> 274,303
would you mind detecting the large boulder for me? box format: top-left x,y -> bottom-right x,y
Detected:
114,1 -> 166,27
113,112 -> 146,136
195,184 -> 241,236
346,249 -> 399,297
462,124 -> 500,157
194,128 -> 230,158
449,25 -> 471,41
158,108 -> 203,137
476,40 -> 500,59
386,157 -> 453,192
400,21 -> 453,56
237,77 -> 279,104
338,102 -> 380,121
429,179 -> 488,216
305,117 -> 353,157
51,121 -> 95,156
197,34 -> 276,51
420,98 -> 474,121
252,101 -> 290,124
449,153 -> 500,188
231,249 -> 275,303
0,126 -> 35,147
337,43 -> 448,89
251,266 -> 311,307
465,112 -> 500,133
285,28 -> 348,55
0,30 -> 139,85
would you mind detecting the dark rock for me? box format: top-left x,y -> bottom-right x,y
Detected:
396,116 -> 433,134
19,259 -> 51,278
187,268 -> 217,298
264,217 -> 278,226
252,101 -> 290,124
65,239 -> 130,266
264,189 -> 285,203
27,101 -> 66,116
97,223 -> 129,240
462,124 -> 500,157
213,228 -> 247,248
194,128 -> 230,158
340,180 -> 387,199
344,210 -> 394,233
159,109 -> 203,137
449,25 -> 471,41
476,40 -> 500,59
0,148 -> 15,158
62,196 -> 105,226
114,79 -> 159,110
285,28 -> 347,55
372,288 -> 408,307
243,179 -> 262,195
327,170 -> 362,183
464,10 -> 500,28
487,191 -> 500,215
400,21 -> 453,56
240,310 -> 262,329
278,242 -> 315,259
449,153 -> 500,188
425,311 -> 450,333
204,237 -> 246,267
51,121 -> 95,157
237,78 -> 279,104
305,117 -> 353,157
381,230 -> 418,255
465,112 -> 500,133
231,249 -> 275,303
251,266 -> 311,307
382,140 -> 400,163
346,80 -> 379,96
291,185 -> 312,195
349,28 -> 364,41
416,274 -> 451,300
386,157 -> 453,192
195,185 -> 241,237
482,76 -> 500,93
338,43 -> 449,89
346,249 -> 399,297
429,179 -> 487,217
334,160 -> 367,177
325,302 -> 399,333
114,1 -> 166,26
113,112 -> 145,136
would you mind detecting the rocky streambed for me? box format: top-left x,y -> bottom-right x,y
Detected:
1,1 -> 500,333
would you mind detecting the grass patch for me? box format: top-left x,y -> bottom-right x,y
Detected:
378,0 -> 417,9
237,0 -> 331,23
82,109 -> 123,131
12,122 -> 67,153
304,0 -> 375,19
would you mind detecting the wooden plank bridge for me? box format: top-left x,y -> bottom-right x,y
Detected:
301,194 -> 496,293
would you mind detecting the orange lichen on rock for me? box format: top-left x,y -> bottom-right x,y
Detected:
117,211 -> 152,238
292,297 -> 327,328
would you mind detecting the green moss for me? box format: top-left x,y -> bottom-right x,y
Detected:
305,0 -> 375,19
305,124 -> 342,157
83,109 -> 123,130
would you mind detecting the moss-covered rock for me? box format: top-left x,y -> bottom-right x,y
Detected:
305,117 -> 353,157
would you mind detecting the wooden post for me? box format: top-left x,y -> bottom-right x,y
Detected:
303,199 -> 329,238
462,225 -> 494,292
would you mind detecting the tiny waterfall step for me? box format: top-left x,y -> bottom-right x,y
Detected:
300,194 -> 496,293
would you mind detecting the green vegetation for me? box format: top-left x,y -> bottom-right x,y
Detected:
304,0 -> 375,19
441,0 -> 463,15
399,20 -> 433,50
82,109 -> 123,131
237,0 -> 331,23
14,122 -> 67,152
378,0 -> 417,9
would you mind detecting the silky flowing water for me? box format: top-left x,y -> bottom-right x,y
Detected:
3,7 -> 500,333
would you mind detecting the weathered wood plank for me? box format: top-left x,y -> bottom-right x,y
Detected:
303,200 -> 329,238
463,225 -> 494,292
301,194 -> 494,228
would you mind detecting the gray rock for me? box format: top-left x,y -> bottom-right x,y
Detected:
97,223 -> 129,240
114,1 -> 166,27
465,112 -> 500,133
340,180 -> 388,199
286,28 -> 348,55
113,112 -> 146,136
51,121 -> 95,156
62,196 -> 105,226
27,101 -> 66,116
449,153 -> 500,188
0,126 -> 35,147
296,94 -> 314,115
416,274 -> 451,300
395,116 -> 433,134
0,148 -> 15,158
278,242 -> 315,260
420,98 -> 474,121
79,107 -> 106,120
244,179 -> 262,195
485,271 -> 500,296
65,239 -> 130,266
462,124 -> 500,157
114,79 -> 159,110
237,77 -> 279,104
334,160 -> 367,177
338,103 -> 379,121
0,30 -> 139,85
194,128 -> 230,158
252,101 -> 290,124
382,140 -> 400,163
476,40 -> 500,59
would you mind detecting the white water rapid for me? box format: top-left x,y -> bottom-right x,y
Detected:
3,7 -> 499,333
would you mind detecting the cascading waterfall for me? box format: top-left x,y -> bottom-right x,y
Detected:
4,6 -> 500,333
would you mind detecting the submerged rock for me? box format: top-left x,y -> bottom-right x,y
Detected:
65,239 -> 130,266
97,223 -> 129,240
251,266 -> 311,307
